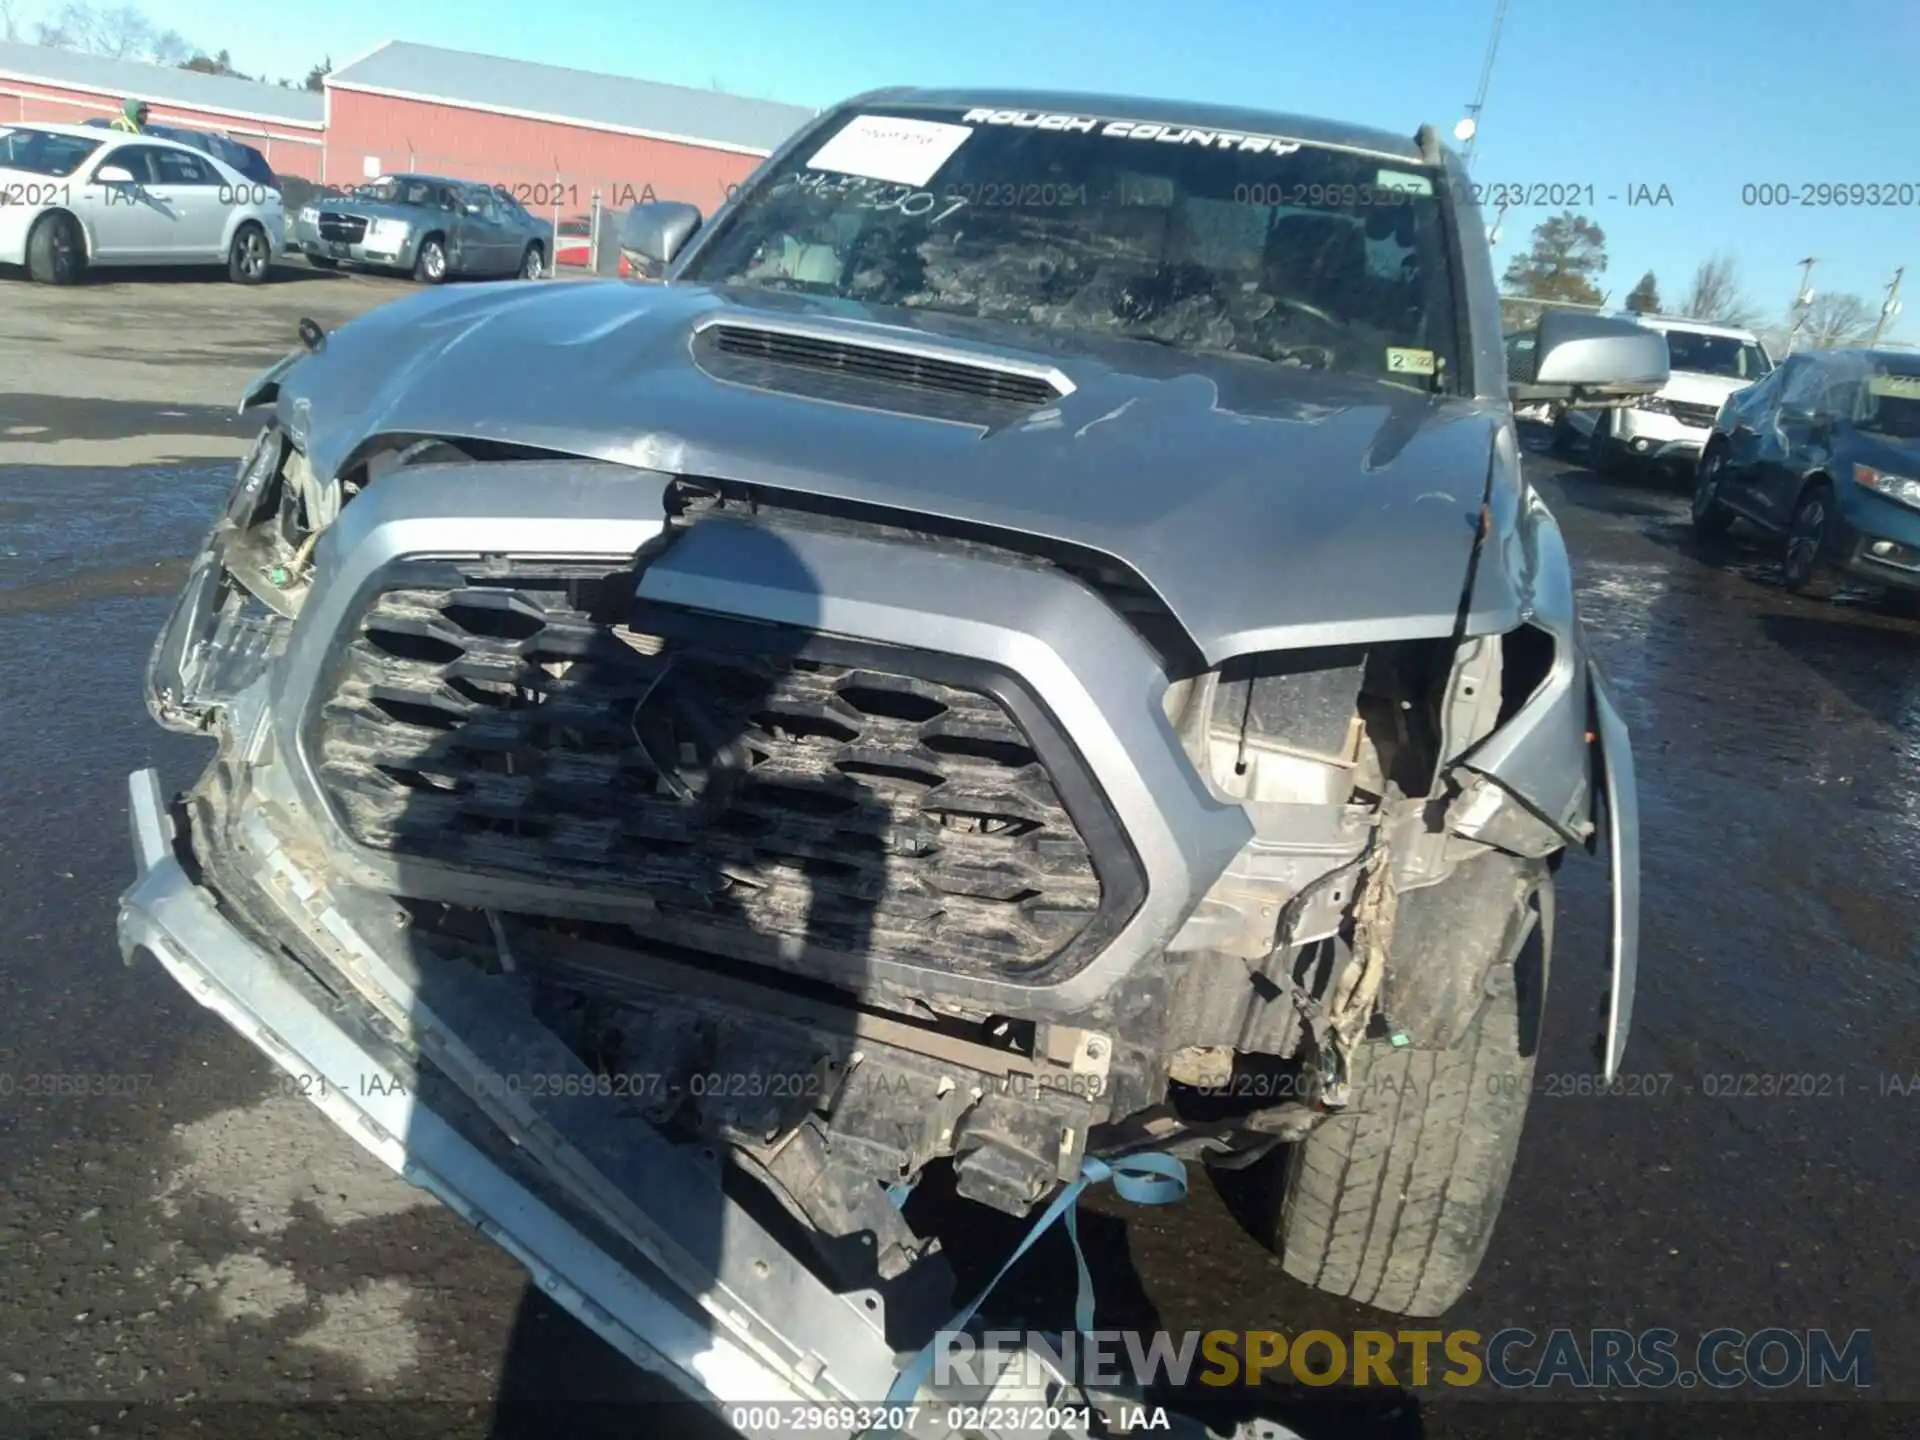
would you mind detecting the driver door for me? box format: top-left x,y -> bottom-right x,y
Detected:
84,144 -> 173,261
454,187 -> 511,275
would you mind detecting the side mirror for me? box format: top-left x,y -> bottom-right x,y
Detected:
94,164 -> 136,185
620,201 -> 703,280
462,201 -> 483,216
1509,310 -> 1670,406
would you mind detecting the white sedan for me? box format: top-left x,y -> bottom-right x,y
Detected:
0,121 -> 286,285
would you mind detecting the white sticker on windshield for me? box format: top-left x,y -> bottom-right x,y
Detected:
806,115 -> 974,188
1869,374 -> 1920,398
1376,169 -> 1433,196
1387,347 -> 1437,376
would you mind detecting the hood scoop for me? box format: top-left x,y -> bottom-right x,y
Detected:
694,314 -> 1073,414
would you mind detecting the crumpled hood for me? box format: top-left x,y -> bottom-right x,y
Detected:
1662,370 -> 1757,407
274,280 -> 1528,663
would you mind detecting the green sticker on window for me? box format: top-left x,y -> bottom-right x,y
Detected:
1376,169 -> 1433,196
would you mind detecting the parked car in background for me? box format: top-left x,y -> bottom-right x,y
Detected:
0,121 -> 283,284
1553,314 -> 1774,478
288,173 -> 551,283
1692,347 -> 1920,598
82,117 -> 277,193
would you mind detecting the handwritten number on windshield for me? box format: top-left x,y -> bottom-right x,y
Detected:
854,181 -> 969,223
795,171 -> 969,224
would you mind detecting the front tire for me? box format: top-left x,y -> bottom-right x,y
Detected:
1782,483 -> 1838,597
413,233 -> 448,284
227,223 -> 270,284
518,242 -> 545,280
1548,408 -> 1579,454
1263,855 -> 1549,1317
26,211 -> 86,285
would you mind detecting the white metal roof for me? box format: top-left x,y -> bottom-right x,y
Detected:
327,41 -> 818,156
0,39 -> 324,126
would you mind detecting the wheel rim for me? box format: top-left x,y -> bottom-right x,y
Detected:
50,220 -> 75,275
523,248 -> 541,278
1693,455 -> 1721,520
424,243 -> 444,279
1786,499 -> 1827,582
240,230 -> 266,276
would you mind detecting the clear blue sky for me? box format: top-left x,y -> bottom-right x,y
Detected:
46,0 -> 1920,337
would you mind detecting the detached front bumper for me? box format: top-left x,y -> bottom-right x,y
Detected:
118,775 -> 1248,1440
116,768 -> 821,1430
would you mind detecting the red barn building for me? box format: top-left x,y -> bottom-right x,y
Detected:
323,41 -> 818,222
0,39 -> 325,177
0,37 -> 818,212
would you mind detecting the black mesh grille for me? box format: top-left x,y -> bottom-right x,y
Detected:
317,212 -> 369,244
708,325 -> 1062,408
1668,400 -> 1719,429
307,566 -> 1124,974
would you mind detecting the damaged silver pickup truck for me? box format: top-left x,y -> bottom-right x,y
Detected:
121,87 -> 1662,1435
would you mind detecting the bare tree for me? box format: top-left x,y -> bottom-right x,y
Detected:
33,2 -> 195,64
1681,255 -> 1761,328
1798,292 -> 1877,349
1,0 -> 22,42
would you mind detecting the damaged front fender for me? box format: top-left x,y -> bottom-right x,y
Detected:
1444,478 -> 1640,1080
1588,669 -> 1639,1083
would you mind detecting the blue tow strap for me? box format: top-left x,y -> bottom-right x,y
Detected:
884,1152 -> 1188,1404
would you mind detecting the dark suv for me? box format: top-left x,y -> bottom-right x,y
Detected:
1692,347 -> 1920,596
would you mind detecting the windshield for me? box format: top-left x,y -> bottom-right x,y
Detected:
1664,329 -> 1771,380
0,127 -> 102,177
357,176 -> 455,209
1862,373 -> 1920,440
680,107 -> 1463,389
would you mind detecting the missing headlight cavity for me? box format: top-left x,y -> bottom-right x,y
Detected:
1167,646 -> 1370,806
1498,622 -> 1557,726
1213,647 -> 1369,768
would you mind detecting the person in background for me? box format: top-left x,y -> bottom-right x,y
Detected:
109,98 -> 150,133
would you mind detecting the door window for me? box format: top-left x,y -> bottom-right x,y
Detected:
152,148 -> 216,186
97,145 -> 161,185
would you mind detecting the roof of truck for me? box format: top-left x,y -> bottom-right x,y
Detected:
1612,312 -> 1763,341
845,87 -> 1436,163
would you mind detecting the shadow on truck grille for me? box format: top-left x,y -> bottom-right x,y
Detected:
305,561 -> 1141,979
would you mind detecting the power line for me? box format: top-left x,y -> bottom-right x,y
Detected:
1459,0 -> 1510,170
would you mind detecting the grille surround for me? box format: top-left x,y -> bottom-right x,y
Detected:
1667,400 -> 1720,429
302,559 -> 1144,983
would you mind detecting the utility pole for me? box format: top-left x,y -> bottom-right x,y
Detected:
1785,256 -> 1817,354
1456,0 -> 1510,171
1870,267 -> 1905,347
